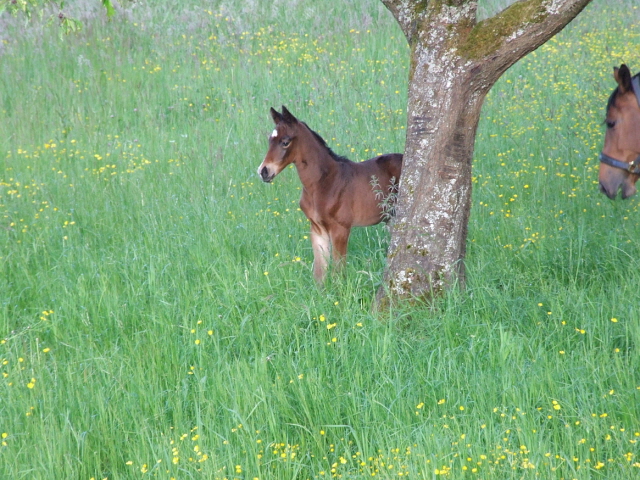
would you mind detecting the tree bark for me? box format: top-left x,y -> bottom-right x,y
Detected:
377,0 -> 593,303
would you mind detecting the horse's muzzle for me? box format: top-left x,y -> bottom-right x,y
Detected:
599,181 -> 618,200
599,179 -> 637,200
259,165 -> 275,183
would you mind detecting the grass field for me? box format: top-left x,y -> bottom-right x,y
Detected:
1,0 -> 639,478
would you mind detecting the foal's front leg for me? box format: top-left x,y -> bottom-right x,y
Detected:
310,225 -> 331,283
329,224 -> 351,271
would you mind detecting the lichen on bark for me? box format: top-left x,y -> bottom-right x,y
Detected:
458,0 -> 548,60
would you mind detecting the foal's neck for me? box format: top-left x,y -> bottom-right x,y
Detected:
294,126 -> 339,188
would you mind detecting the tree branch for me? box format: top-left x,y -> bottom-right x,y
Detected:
460,0 -> 592,76
382,0 -> 481,45
379,0 -> 420,44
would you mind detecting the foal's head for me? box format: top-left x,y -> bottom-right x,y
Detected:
257,106 -> 306,183
599,64 -> 640,199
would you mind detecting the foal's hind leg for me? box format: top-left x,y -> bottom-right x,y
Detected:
310,226 -> 331,283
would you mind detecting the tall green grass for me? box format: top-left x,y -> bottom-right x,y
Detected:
1,0 -> 639,478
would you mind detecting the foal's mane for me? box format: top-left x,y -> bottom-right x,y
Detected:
302,121 -> 350,163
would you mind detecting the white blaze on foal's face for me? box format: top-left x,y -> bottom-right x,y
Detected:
258,127 -> 285,182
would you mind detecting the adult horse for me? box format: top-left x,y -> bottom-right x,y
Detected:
599,64 -> 640,199
257,106 -> 403,283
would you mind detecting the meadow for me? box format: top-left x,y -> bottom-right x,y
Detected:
1,0 -> 639,478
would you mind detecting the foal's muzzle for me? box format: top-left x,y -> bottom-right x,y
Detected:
259,165 -> 275,183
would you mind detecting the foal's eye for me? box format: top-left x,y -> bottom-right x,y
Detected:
281,139 -> 291,148
605,120 -> 616,129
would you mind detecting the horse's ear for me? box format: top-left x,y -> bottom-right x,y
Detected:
270,107 -> 283,124
281,105 -> 298,124
614,64 -> 632,93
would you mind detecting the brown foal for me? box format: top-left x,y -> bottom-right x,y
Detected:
257,106 -> 403,282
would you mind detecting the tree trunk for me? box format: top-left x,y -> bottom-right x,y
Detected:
378,0 -> 593,303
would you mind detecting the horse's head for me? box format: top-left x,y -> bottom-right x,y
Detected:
257,106 -> 302,183
599,64 -> 640,199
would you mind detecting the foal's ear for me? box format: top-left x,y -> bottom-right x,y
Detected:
614,64 -> 632,93
281,105 -> 298,124
270,107 -> 284,124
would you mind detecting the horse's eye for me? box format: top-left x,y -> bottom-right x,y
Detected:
605,120 -> 616,129
282,139 -> 291,148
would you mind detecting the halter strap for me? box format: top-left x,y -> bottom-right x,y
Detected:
599,152 -> 640,175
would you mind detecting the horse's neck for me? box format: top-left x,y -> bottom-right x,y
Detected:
294,133 -> 337,190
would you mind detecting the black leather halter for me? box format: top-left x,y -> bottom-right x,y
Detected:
599,152 -> 640,175
599,74 -> 640,174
